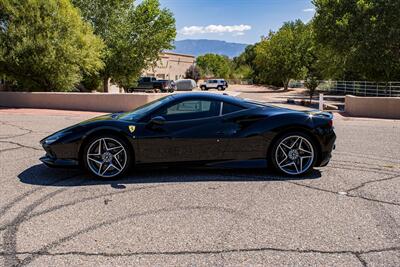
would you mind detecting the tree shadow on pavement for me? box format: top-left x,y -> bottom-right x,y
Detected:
18,163 -> 322,188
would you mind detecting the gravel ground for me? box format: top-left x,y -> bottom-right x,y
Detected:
0,106 -> 399,266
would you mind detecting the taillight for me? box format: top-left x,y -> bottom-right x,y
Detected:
328,120 -> 333,127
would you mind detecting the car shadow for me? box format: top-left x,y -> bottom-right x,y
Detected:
18,164 -> 322,188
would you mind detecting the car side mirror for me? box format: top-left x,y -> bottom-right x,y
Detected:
149,116 -> 166,126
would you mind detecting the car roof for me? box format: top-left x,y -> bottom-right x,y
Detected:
170,92 -> 250,107
176,79 -> 194,82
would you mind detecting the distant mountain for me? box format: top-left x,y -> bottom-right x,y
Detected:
171,39 -> 249,58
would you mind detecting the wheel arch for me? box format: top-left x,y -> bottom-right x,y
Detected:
78,128 -> 135,166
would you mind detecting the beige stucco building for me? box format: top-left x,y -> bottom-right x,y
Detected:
143,52 -> 195,81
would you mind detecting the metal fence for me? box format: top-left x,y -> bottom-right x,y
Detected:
318,81 -> 400,97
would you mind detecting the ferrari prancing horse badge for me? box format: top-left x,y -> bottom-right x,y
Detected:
128,125 -> 136,133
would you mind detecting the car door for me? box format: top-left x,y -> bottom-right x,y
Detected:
136,98 -> 228,163
218,102 -> 268,161
138,77 -> 154,89
211,80 -> 218,89
206,80 -> 212,89
207,80 -> 213,89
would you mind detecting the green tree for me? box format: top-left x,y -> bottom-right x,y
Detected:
73,0 -> 176,91
232,45 -> 259,80
185,65 -> 201,82
255,20 -> 306,90
313,0 -> 400,81
196,54 -> 231,79
0,0 -> 104,91
231,65 -> 253,80
299,24 -> 323,102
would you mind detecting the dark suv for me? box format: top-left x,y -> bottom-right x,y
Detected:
128,77 -> 175,93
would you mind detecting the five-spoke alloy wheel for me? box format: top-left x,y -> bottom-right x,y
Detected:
271,133 -> 316,175
84,135 -> 130,178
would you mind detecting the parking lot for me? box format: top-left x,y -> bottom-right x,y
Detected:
0,106 -> 399,266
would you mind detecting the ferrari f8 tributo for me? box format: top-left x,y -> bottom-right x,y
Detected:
40,93 -> 336,178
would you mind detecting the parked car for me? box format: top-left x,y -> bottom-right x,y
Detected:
200,79 -> 227,91
127,77 -> 174,93
40,92 -> 336,179
175,79 -> 197,91
224,80 -> 229,88
158,79 -> 176,92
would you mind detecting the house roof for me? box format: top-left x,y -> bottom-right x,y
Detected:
162,51 -> 195,58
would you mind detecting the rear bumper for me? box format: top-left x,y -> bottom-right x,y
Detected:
318,150 -> 333,167
317,132 -> 336,167
40,155 -> 79,168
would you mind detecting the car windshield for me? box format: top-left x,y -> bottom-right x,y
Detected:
118,95 -> 173,121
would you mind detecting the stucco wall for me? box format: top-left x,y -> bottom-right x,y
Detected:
345,95 -> 400,119
144,52 -> 195,80
0,92 -> 166,112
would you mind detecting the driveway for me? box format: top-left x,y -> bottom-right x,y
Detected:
0,108 -> 399,266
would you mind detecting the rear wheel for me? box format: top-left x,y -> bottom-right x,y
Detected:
83,135 -> 131,178
200,86 -> 207,90
270,132 -> 316,176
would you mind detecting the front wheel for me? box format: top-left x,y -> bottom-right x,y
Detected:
270,132 -> 316,176
200,86 -> 207,91
83,135 -> 131,178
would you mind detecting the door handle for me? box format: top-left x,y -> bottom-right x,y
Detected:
217,129 -> 237,136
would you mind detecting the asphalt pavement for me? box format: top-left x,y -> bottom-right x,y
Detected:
0,108 -> 399,266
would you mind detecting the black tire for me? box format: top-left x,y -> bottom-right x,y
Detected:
83,134 -> 132,179
268,131 -> 317,176
201,86 -> 207,91
217,85 -> 223,91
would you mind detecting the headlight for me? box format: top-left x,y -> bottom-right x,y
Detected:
43,131 -> 71,145
44,136 -> 60,144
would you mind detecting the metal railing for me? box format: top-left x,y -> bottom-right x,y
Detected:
318,94 -> 346,111
318,81 -> 400,97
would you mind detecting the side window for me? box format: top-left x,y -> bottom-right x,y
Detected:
222,102 -> 245,115
158,100 -> 220,121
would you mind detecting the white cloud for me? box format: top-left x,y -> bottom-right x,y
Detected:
180,24 -> 252,36
303,8 -> 315,12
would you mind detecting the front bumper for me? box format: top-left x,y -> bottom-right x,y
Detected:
40,155 -> 79,168
40,141 -> 79,168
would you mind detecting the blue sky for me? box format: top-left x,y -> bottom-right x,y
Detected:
159,0 -> 315,44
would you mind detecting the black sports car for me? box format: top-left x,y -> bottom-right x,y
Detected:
40,93 -> 336,178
